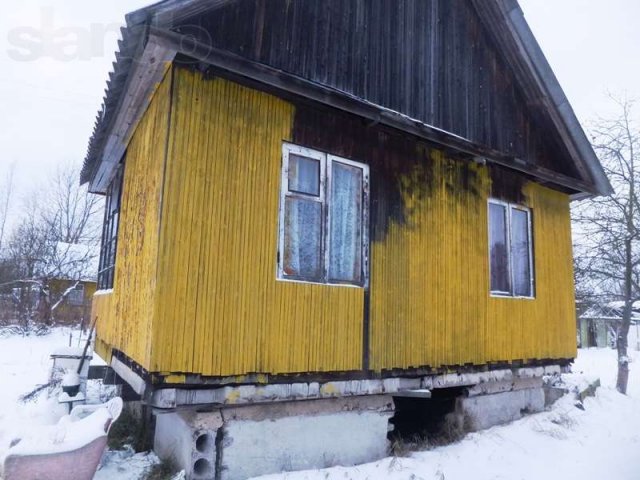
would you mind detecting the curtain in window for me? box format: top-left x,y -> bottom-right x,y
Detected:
283,197 -> 322,278
283,155 -> 322,279
511,208 -> 532,297
329,162 -> 363,283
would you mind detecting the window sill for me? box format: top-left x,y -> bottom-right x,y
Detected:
276,276 -> 365,289
94,288 -> 114,296
490,292 -> 535,300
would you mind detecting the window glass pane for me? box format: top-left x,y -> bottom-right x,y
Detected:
111,212 -> 119,241
283,197 -> 322,278
110,169 -> 123,213
98,165 -> 123,289
110,186 -> 119,214
109,239 -> 117,268
489,203 -> 510,293
511,208 -> 532,297
329,162 -> 363,283
69,284 -> 84,305
288,154 -> 320,196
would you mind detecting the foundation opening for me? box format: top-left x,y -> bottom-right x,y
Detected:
389,387 -> 466,451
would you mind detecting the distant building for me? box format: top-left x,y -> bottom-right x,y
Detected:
47,278 -> 97,326
0,242 -> 98,326
46,242 -> 99,325
579,302 -> 640,349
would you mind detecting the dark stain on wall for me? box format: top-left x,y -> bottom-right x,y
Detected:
489,166 -> 527,204
291,102 -> 482,242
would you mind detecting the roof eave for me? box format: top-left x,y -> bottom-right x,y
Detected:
491,0 -> 612,197
126,0 -> 234,28
87,32 -> 175,193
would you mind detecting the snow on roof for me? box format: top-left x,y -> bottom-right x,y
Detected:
581,301 -> 640,321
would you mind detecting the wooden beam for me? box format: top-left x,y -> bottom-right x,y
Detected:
89,32 -> 176,194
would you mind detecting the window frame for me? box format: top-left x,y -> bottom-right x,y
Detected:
277,143 -> 370,288
68,283 -> 85,306
488,199 -> 535,299
97,164 -> 124,291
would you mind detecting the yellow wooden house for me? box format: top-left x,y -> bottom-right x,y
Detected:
81,0 -> 610,477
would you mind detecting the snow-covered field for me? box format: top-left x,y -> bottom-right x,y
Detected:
1,329 -> 640,480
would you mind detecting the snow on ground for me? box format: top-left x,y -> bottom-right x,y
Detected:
256,348 -> 640,480
0,328 -> 72,450
0,327 -> 165,479
1,329 -> 640,480
95,448 -> 164,480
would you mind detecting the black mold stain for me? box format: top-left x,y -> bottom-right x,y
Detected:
444,156 -> 480,198
291,102 -> 481,242
489,166 -> 527,204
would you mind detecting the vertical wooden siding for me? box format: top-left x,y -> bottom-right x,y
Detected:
92,70 -> 172,368
151,67 -> 363,376
94,67 -> 576,378
369,155 -> 576,370
185,0 -> 576,177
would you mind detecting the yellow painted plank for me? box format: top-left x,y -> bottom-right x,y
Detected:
370,157 -> 577,370
92,68 -> 172,369
153,67 -> 363,376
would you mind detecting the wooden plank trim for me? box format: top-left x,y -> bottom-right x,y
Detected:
89,33 -> 176,193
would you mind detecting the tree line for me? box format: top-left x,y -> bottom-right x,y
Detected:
0,163 -> 102,332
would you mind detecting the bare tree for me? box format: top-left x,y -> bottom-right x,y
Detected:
573,97 -> 640,394
1,199 -> 53,330
0,163 -> 16,252
40,163 -> 102,283
42,163 -> 102,245
0,163 -> 102,331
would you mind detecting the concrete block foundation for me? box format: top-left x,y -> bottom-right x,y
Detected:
152,366 -> 561,479
154,395 -> 394,480
456,387 -> 545,431
154,409 -> 222,479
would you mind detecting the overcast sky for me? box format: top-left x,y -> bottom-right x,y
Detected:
0,0 -> 639,228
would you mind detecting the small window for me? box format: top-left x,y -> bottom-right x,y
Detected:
97,164 -> 124,290
488,200 -> 534,298
278,144 -> 369,287
68,283 -> 85,306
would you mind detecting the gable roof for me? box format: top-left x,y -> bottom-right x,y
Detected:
81,0 -> 611,199
473,0 -> 612,198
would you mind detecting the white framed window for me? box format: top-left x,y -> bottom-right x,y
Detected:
68,283 -> 85,306
278,143 -> 369,287
98,164 -> 123,290
488,199 -> 534,298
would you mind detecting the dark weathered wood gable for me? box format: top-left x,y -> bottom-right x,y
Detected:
179,0 -> 576,179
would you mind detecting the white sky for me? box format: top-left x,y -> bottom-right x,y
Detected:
0,1 -> 639,226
